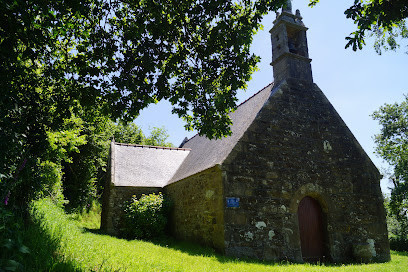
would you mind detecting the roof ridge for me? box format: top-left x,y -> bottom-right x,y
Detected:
181,82 -> 274,144
236,82 -> 274,108
114,142 -> 191,151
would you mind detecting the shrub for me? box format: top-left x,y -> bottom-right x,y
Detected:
121,193 -> 172,239
385,195 -> 408,251
390,237 -> 408,252
0,206 -> 30,271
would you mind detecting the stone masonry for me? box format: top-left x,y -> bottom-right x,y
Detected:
221,79 -> 390,262
165,166 -> 224,251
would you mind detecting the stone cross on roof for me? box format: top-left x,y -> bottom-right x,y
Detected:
283,0 -> 292,13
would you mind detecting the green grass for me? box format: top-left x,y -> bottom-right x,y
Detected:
24,198 -> 408,271
68,201 -> 102,230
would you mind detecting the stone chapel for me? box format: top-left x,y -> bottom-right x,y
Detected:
101,3 -> 390,262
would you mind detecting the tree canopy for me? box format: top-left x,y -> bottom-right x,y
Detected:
1,0 -> 287,141
1,0 -> 289,206
61,119 -> 172,210
373,97 -> 408,240
310,0 -> 408,54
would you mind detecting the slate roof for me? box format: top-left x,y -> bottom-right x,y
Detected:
110,82 -> 274,187
169,82 -> 274,184
112,143 -> 190,187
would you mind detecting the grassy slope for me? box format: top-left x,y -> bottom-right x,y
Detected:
26,198 -> 408,272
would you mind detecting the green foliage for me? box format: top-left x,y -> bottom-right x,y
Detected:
34,115 -> 87,206
385,196 -> 404,239
373,97 -> 408,245
60,114 -> 111,211
1,87 -> 173,210
110,121 -> 173,147
309,0 -> 408,54
0,205 -> 30,271
390,237 -> 408,252
1,112 -> 89,208
0,0 -> 100,207
0,0 -> 287,156
34,160 -> 65,205
144,127 -> 174,147
1,0 -> 291,209
111,121 -> 145,145
385,196 -> 408,251
46,116 -> 87,164
88,0 -> 287,139
68,200 -> 102,230
122,193 -> 172,239
62,117 -> 173,210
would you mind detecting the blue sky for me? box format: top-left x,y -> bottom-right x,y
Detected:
135,0 -> 407,194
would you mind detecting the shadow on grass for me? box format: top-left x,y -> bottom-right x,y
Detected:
84,230 -> 304,267
22,222 -> 83,272
82,227 -> 105,235
392,250 -> 408,257
81,227 -> 397,268
81,228 -> 237,261
149,237 -> 329,267
149,235 -> 397,267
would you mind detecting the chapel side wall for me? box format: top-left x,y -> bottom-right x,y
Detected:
222,79 -> 390,262
100,179 -> 113,232
101,185 -> 161,235
165,166 -> 225,252
101,142 -> 114,233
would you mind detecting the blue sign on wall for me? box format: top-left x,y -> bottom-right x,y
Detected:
226,197 -> 240,208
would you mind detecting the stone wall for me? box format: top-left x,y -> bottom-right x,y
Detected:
101,184 -> 161,235
221,79 -> 390,262
165,166 -> 225,252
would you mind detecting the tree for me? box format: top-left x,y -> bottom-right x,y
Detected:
372,96 -> 408,243
384,194 -> 408,251
310,0 -> 408,54
1,0 -> 290,206
1,0 -> 288,140
143,127 -> 173,147
61,116 -> 173,210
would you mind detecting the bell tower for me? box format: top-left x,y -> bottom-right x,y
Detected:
270,1 -> 313,83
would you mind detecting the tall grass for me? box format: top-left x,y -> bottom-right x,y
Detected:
68,201 -> 102,230
24,198 -> 408,271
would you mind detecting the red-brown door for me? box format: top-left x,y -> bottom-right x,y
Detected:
297,196 -> 325,261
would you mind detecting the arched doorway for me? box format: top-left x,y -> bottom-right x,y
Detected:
297,196 -> 326,261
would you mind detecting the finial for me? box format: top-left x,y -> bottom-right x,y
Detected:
283,0 -> 292,13
179,137 -> 189,148
296,9 -> 301,17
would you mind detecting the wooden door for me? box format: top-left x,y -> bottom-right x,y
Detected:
297,196 -> 325,261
